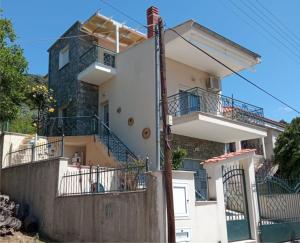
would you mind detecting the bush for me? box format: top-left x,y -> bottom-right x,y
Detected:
172,147 -> 187,170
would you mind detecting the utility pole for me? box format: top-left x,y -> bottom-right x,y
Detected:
158,17 -> 176,243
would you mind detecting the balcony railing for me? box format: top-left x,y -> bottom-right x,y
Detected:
59,165 -> 147,196
44,116 -> 138,163
79,44 -> 116,72
167,87 -> 264,126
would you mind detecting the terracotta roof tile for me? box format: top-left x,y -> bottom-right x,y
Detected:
203,149 -> 256,164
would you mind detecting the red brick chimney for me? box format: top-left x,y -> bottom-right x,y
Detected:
147,6 -> 159,38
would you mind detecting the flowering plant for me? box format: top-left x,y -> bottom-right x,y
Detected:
26,83 -> 56,132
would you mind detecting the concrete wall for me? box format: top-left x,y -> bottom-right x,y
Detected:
1,158 -> 166,242
1,158 -> 66,236
0,132 -> 28,167
172,171 -> 227,243
53,172 -> 165,242
62,135 -> 118,167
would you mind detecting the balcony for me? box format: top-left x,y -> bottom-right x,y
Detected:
78,45 -> 116,85
167,87 -> 267,143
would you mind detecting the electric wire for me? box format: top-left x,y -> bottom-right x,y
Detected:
99,0 -> 147,29
217,0 -> 300,66
255,0 -> 300,44
239,0 -> 300,56
168,27 -> 300,114
97,0 -> 300,114
226,0 -> 300,64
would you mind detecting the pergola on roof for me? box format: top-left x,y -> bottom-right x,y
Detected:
81,12 -> 147,47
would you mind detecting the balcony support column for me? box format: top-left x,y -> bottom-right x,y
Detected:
235,141 -> 241,151
115,24 -> 120,53
260,137 -> 266,159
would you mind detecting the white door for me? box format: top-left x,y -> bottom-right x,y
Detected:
173,183 -> 189,217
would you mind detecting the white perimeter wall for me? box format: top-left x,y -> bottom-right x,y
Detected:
173,171 -> 227,243
0,132 -> 27,167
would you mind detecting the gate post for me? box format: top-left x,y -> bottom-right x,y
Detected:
204,163 -> 229,243
242,154 -> 261,242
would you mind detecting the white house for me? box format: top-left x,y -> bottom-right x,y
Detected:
1,6 -> 290,243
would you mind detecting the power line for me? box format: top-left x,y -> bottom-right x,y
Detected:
255,0 -> 300,44
96,0 -> 300,114
217,0 -> 300,66
99,0 -> 147,30
168,27 -> 300,114
226,0 -> 300,64
239,0 -> 300,56
18,29 -> 119,44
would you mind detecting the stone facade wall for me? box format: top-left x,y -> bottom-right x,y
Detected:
48,21 -> 99,117
172,134 -> 225,161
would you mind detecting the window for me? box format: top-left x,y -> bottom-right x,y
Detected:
59,45 -> 69,69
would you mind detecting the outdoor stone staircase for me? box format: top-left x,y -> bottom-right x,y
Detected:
5,135 -> 49,166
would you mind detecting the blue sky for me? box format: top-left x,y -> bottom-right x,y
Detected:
2,0 -> 300,122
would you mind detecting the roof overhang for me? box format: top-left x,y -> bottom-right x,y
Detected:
165,20 -> 261,78
81,12 -> 146,48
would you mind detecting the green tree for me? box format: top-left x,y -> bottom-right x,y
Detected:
274,117 -> 300,177
172,147 -> 187,170
0,9 -> 28,125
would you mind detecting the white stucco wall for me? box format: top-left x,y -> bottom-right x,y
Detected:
264,128 -> 281,160
172,171 -> 227,243
166,58 -> 209,96
97,39 -> 211,170
0,132 -> 28,168
99,39 -> 157,169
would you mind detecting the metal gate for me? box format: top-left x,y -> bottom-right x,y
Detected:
223,165 -> 251,242
256,174 -> 300,242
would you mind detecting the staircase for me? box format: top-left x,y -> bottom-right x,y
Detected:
97,120 -> 138,163
45,116 -> 138,164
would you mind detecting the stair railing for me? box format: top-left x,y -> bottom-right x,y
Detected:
93,115 -> 138,163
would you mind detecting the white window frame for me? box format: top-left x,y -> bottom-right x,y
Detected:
59,45 -> 69,69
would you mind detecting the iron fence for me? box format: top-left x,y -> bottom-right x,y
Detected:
194,168 -> 208,201
79,44 -> 116,72
3,138 -> 63,167
167,87 -> 264,126
45,116 -> 97,137
59,165 -> 147,196
256,174 -> 300,224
